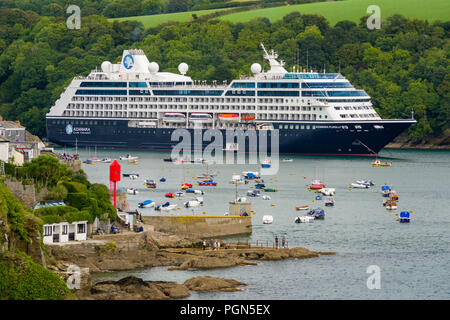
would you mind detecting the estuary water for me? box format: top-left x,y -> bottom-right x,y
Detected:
64,147 -> 450,299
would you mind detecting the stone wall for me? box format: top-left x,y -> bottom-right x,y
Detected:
143,215 -> 252,238
4,179 -> 47,208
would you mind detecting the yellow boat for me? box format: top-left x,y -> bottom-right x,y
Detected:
371,159 -> 392,167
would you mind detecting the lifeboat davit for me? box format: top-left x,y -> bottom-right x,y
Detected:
218,114 -> 239,122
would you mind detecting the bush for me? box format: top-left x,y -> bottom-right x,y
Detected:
0,250 -> 73,300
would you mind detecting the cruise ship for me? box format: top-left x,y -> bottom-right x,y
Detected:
46,44 -> 416,155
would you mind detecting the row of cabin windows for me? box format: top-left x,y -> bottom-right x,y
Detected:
67,103 -> 325,112
339,114 -> 379,118
80,81 -> 147,88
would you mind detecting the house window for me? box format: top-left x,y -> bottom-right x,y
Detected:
44,226 -> 52,236
77,223 -> 86,234
62,225 -> 68,235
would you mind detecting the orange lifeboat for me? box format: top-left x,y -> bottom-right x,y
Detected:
241,114 -> 255,121
218,114 -> 239,122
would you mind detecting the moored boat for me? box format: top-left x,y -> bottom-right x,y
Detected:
138,200 -> 154,208
295,216 -> 314,223
372,159 -> 392,167
126,188 -> 139,195
120,154 -> 138,161
296,205 -> 310,211
262,215 -> 273,224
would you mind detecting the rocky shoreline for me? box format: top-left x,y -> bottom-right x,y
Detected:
385,131 -> 450,150
45,230 -> 332,299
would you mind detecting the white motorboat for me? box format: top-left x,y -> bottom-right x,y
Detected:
295,216 -> 315,223
129,174 -> 138,180
262,195 -> 271,200
320,188 -> 336,196
160,204 -> 177,211
262,215 -> 273,224
184,200 -> 201,208
101,157 -> 112,163
351,183 -> 370,189
356,180 -> 374,186
127,188 -> 139,195
120,154 -> 138,161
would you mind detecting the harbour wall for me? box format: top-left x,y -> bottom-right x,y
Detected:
143,215 -> 252,238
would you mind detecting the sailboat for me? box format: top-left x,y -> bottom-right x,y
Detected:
83,146 -> 94,164
91,145 -> 100,162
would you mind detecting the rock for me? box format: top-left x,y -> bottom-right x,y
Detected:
184,276 -> 246,292
288,247 -> 320,259
89,276 -> 190,300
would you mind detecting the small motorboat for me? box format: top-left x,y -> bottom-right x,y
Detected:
129,174 -> 138,180
356,180 -> 374,186
308,208 -> 325,220
261,159 -> 271,168
123,173 -> 139,177
381,185 -> 391,196
262,195 -> 271,200
128,159 -> 139,165
186,188 -> 204,195
325,197 -> 334,207
144,179 -> 156,188
175,192 -> 184,198
120,154 -> 138,161
83,159 -> 94,165
138,200 -> 154,208
351,182 -> 370,189
126,188 -> 139,195
295,216 -> 314,223
282,158 -> 293,162
198,181 -> 217,186
236,196 -> 247,203
385,199 -> 397,210
388,190 -> 399,201
262,215 -> 273,224
181,183 -> 193,189
315,194 -> 323,200
309,179 -> 325,190
165,193 -> 175,198
398,211 -> 411,223
242,171 -> 260,179
296,205 -> 310,211
247,190 -> 261,197
155,202 -> 176,211
320,188 -> 336,196
184,199 -> 201,208
372,159 -> 392,167
160,177 -> 166,182
255,183 -> 266,189
264,188 -> 277,192
101,157 -> 112,163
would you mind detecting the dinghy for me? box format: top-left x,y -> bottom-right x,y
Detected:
295,216 -> 314,223
351,182 -> 370,189
120,154 -> 138,161
399,211 -> 411,223
296,205 -> 310,211
138,200 -> 154,208
184,199 -> 201,208
126,188 -> 139,195
262,195 -> 271,200
325,197 -> 335,207
262,215 -> 273,224
247,190 -> 261,197
308,208 -> 325,220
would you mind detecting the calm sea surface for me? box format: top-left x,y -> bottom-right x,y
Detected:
60,147 -> 450,299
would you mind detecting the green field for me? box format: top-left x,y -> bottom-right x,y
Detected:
219,0 -> 449,25
109,8 -> 227,28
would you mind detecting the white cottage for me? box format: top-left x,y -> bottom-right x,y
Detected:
43,221 -> 88,244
